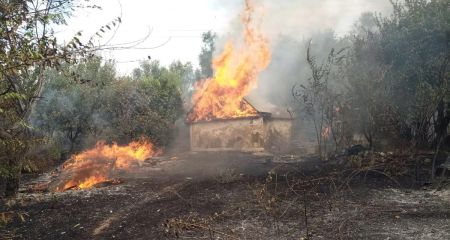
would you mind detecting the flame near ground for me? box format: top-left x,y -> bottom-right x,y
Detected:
56,0 -> 270,191
187,0 -> 271,122
56,140 -> 160,192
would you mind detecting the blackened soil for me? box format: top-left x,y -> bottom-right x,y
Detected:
1,152 -> 450,240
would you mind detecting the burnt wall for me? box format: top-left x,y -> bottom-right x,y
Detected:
263,119 -> 293,153
190,118 -> 265,152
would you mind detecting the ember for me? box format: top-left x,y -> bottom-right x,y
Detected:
322,127 -> 331,140
56,140 -> 160,191
187,0 -> 271,122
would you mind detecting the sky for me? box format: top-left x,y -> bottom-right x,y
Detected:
59,0 -> 392,75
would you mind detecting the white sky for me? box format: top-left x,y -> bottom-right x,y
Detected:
58,0 -> 392,75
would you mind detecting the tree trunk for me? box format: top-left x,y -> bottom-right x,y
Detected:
2,136 -> 25,197
431,101 -> 450,180
4,156 -> 21,197
434,100 -> 450,146
4,174 -> 20,197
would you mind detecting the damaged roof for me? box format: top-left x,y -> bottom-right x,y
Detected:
186,95 -> 292,123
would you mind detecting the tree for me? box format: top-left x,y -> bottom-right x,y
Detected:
99,62 -> 183,147
198,31 -> 217,79
315,0 -> 450,153
293,42 -> 346,159
0,0 -> 99,196
32,57 -> 116,153
33,58 -> 184,154
169,61 -> 196,107
341,32 -> 394,149
375,0 -> 450,179
379,0 -> 450,147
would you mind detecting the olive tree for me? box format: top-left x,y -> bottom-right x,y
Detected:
0,0 -> 109,196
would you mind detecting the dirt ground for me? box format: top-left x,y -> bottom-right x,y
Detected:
1,152 -> 450,240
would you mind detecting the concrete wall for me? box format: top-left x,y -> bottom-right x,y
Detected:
264,119 -> 293,153
190,117 -> 265,152
190,117 -> 293,153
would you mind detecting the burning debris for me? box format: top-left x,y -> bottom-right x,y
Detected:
54,139 -> 160,192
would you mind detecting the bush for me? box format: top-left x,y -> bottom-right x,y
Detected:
31,58 -> 184,155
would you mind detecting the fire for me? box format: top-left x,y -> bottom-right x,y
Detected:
56,139 -> 160,191
187,0 -> 271,122
322,127 -> 331,139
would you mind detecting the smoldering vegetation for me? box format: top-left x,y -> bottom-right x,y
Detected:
219,0 -> 450,159
24,58 -> 187,171
207,0 -> 397,153
2,0 -> 450,239
213,0 -> 392,106
3,0 -> 448,184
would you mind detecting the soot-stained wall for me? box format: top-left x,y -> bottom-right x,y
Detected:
190,117 -> 265,152
190,117 -> 292,152
263,119 -> 293,153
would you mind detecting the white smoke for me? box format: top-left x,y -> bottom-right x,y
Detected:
213,0 -> 392,40
211,0 -> 393,107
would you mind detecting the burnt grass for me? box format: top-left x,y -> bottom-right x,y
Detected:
1,152 -> 450,240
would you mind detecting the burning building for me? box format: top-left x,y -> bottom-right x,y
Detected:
185,0 -> 293,153
187,98 -> 293,152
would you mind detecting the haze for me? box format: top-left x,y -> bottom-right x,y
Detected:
60,0 -> 392,75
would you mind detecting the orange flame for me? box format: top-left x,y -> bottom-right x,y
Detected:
57,140 -> 160,191
187,0 -> 271,122
322,127 -> 331,140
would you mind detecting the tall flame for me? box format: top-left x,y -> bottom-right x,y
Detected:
56,140 -> 160,191
187,0 -> 271,122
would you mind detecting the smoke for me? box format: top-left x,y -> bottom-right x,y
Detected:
213,0 -> 392,38
211,0 -> 393,107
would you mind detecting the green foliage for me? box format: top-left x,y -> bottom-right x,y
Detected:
33,68 -> 105,151
295,0 -> 450,152
346,0 -> 450,147
198,31 -> 217,79
32,58 -> 184,153
0,0 -> 100,192
376,0 -> 450,145
107,61 -> 183,146
169,61 -> 196,103
293,42 -> 346,158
